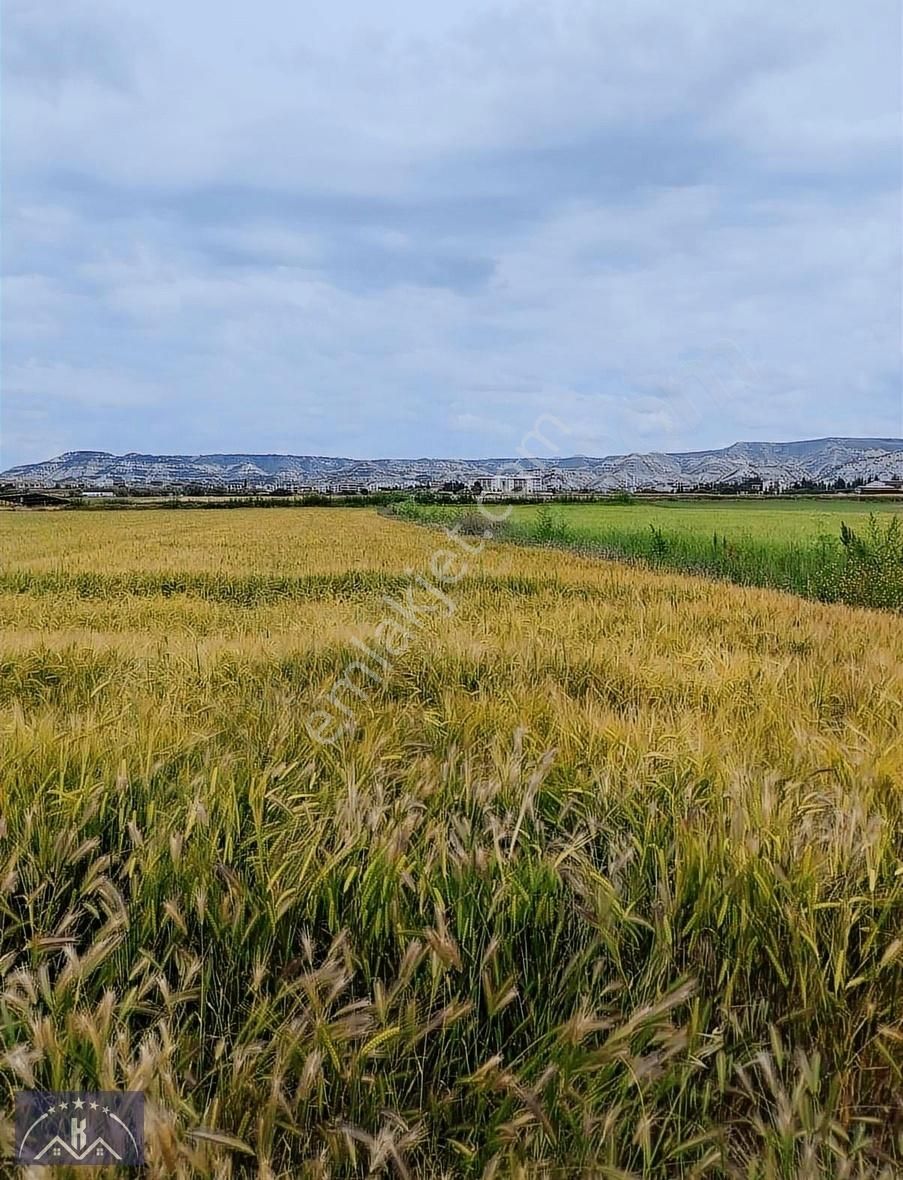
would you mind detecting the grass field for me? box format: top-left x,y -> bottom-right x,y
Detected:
506,497 -> 903,540
395,499 -> 903,610
1,508 -> 903,1176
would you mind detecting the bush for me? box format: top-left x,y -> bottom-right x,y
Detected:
649,524 -> 669,560
832,514 -> 903,610
455,511 -> 500,537
533,506 -> 569,544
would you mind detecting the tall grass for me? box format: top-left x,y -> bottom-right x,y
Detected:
0,509 -> 901,1177
394,502 -> 903,610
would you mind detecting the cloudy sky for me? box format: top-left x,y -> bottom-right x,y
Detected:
2,0 -> 901,466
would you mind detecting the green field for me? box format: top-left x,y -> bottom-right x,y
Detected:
395,498 -> 903,610
507,497 -> 903,540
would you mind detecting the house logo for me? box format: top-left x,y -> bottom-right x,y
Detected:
15,1091 -> 144,1166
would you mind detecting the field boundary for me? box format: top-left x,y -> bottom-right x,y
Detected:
383,502 -> 903,612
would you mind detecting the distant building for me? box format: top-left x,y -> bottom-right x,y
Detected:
857,478 -> 903,495
486,474 -> 542,495
0,490 -> 70,507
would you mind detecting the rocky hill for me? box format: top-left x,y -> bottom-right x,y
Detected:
4,438 -> 903,492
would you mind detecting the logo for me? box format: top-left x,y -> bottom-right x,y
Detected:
15,1091 -> 144,1166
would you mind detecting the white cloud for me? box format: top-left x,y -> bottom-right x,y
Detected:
3,360 -> 164,409
1,0 -> 900,465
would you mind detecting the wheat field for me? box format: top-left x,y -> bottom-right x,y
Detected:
1,507 -> 902,1177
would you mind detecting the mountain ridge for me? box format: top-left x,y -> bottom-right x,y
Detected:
4,437 -> 903,492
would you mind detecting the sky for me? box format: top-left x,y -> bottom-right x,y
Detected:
2,0 -> 901,467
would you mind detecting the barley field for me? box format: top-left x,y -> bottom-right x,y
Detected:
1,508 -> 902,1177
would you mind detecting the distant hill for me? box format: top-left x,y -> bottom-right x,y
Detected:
4,438 -> 903,492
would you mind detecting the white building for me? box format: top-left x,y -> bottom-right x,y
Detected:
487,473 -> 542,494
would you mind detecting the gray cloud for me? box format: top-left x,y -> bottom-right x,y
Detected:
1,0 -> 900,465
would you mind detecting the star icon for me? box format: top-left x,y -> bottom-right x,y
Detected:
89,1101 -> 99,1111
59,1102 -> 68,1110
73,1098 -> 84,1110
46,1105 -> 56,1115
102,1106 -> 110,1115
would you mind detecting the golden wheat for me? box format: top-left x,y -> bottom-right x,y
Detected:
0,507 -> 901,1177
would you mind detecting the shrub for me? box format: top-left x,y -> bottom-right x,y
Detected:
455,510 -> 499,537
649,524 -> 669,560
533,505 -> 570,544
833,514 -> 903,609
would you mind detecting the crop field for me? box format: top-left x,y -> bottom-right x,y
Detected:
396,499 -> 903,610
506,497 -> 903,541
1,507 -> 903,1177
